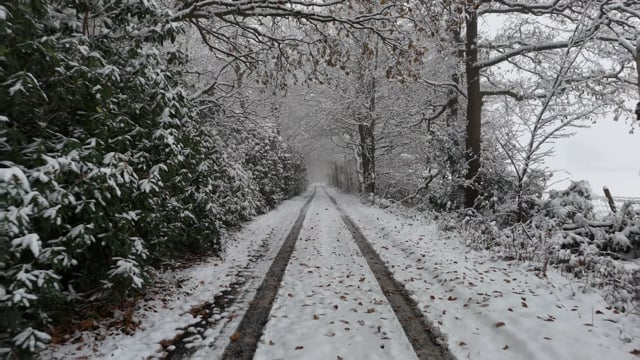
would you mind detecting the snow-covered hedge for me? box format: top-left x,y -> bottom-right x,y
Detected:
216,123 -> 308,211
458,180 -> 640,313
0,0 -> 306,357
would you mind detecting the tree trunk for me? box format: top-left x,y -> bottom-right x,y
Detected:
359,121 -> 375,193
464,7 -> 481,208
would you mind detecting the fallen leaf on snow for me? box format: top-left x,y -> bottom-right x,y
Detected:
366,308 -> 376,313
229,332 -> 241,342
447,296 -> 457,301
313,314 -> 319,320
295,346 -> 304,350
503,345 -> 509,350
630,349 -> 640,356
495,322 -> 506,328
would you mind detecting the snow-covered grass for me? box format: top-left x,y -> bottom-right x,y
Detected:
43,193 -> 310,359
332,188 -> 640,359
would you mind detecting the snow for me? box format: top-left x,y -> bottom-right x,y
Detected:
253,190 -> 416,360
44,186 -> 640,359
8,79 -> 23,96
0,5 -> 8,20
331,188 -> 640,359
0,167 -> 31,192
11,234 -> 41,257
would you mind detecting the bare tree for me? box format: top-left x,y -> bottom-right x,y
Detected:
413,0 -> 640,208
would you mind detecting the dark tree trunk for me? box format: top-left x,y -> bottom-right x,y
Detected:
358,121 -> 375,193
464,7 -> 481,208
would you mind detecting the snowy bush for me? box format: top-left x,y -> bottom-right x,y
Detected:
216,122 -> 307,211
0,0 -> 307,357
452,180 -> 640,312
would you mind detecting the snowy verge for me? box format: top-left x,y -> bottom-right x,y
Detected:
330,188 -> 640,360
43,192 -> 310,360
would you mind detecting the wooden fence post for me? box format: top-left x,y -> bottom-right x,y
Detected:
603,186 -> 617,213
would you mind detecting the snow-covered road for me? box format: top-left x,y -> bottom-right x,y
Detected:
252,188 -> 418,360
45,185 -> 640,360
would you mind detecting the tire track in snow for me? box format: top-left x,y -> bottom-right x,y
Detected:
325,188 -> 453,360
220,186 -> 317,360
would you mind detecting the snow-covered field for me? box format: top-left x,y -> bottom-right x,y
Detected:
331,188 -> 640,359
43,186 -> 639,359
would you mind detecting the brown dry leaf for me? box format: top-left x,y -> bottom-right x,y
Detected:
269,340 -> 275,346
430,295 -> 436,300
337,356 -> 344,360
508,308 -> 513,312
459,341 -> 467,346
495,322 -> 506,328
521,302 -> 528,308
287,293 -> 293,297
79,319 -> 95,331
340,295 -> 347,301
366,308 -> 376,314
333,305 -> 339,310
630,349 -> 640,356
543,337 -> 552,340
295,345 -> 304,350
359,277 -> 365,282
502,345 -> 509,350
595,310 -> 604,315
313,314 -> 319,320
229,332 -> 241,342
447,296 -> 457,301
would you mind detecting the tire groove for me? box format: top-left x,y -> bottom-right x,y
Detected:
324,188 -> 453,360
221,186 -> 316,360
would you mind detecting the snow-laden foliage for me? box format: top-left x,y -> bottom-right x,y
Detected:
0,0 -> 306,357
455,180 -> 640,313
216,122 -> 307,212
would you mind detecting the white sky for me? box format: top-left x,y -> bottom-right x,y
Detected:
546,119 -> 640,197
